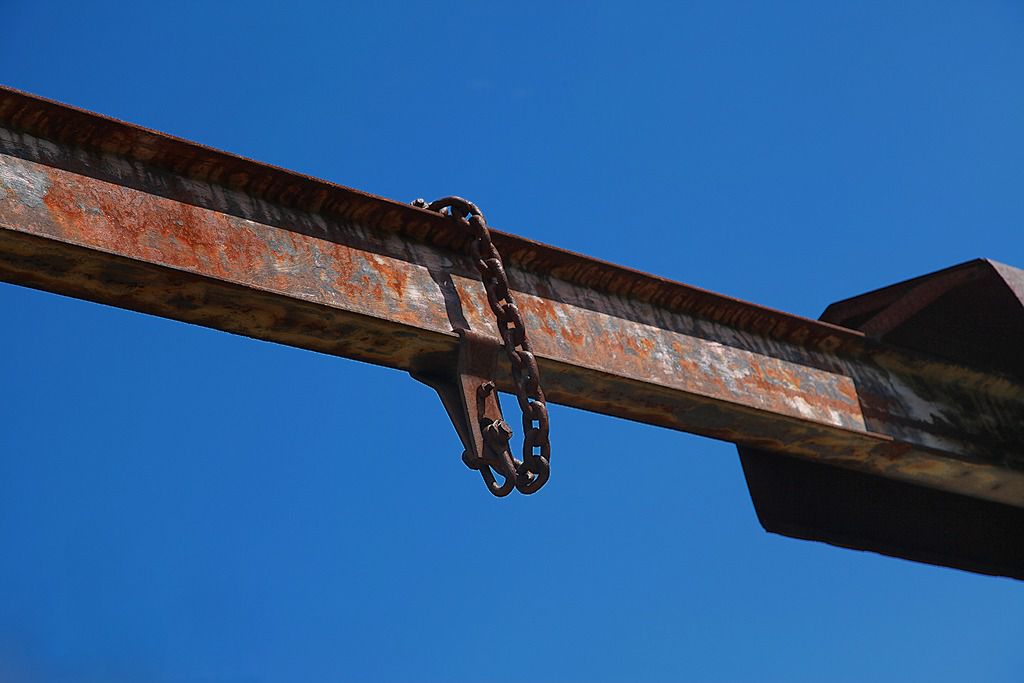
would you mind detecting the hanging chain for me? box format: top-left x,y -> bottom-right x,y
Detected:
413,196 -> 551,494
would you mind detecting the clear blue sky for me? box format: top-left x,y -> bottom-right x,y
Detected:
2,2 -> 1023,681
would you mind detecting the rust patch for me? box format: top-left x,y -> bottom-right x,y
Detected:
0,85 -> 870,356
2,94 -> 1024,507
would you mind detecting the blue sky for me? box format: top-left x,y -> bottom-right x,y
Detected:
2,1 -> 1023,681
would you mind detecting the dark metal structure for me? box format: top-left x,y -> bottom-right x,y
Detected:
1,86 -> 1021,578
741,258 -> 1024,578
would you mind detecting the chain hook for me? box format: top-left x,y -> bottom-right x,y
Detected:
463,381 -> 519,497
413,196 -> 552,496
410,329 -> 526,498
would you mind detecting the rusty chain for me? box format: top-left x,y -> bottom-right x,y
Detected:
413,196 -> 551,494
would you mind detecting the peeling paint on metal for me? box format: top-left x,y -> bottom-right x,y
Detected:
1,89 -> 1023,509
0,156 -> 51,208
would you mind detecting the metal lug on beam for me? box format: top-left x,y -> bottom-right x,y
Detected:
820,258 -> 1024,377
411,329 -> 519,497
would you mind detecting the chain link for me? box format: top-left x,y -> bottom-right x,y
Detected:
414,196 -> 551,494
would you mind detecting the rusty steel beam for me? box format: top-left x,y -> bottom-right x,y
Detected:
1,85 -> 1022,522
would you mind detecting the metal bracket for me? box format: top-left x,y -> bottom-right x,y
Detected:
411,329 -> 520,497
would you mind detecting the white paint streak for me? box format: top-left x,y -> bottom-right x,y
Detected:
0,156 -> 51,208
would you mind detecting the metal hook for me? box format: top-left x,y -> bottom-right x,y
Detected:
411,329 -> 519,497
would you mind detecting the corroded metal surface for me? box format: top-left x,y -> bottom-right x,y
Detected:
413,196 -> 551,495
1,86 -> 1023,508
822,258 -> 1024,379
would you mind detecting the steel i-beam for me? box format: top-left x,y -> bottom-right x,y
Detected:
0,86 -> 1021,578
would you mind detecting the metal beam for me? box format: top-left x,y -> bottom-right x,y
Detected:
1,85 -> 1022,513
